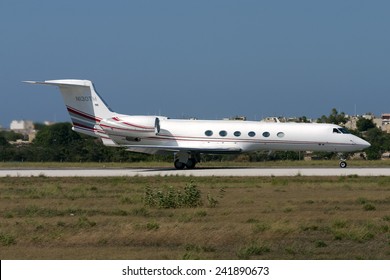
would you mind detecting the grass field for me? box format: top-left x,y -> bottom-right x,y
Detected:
1,175 -> 390,259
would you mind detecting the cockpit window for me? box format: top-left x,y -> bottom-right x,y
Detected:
333,127 -> 351,134
339,128 -> 350,134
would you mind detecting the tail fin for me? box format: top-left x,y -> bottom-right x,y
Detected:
24,79 -> 116,139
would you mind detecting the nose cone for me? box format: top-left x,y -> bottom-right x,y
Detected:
355,137 -> 371,150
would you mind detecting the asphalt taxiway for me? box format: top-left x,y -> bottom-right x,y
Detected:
1,167 -> 390,177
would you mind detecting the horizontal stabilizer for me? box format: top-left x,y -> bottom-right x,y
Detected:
23,80 -> 92,87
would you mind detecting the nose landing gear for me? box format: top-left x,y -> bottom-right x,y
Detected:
339,160 -> 347,168
338,153 -> 347,168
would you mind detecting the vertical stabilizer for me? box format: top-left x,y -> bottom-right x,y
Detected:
24,79 -> 116,139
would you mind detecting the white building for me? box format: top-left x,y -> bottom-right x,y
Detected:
10,120 -> 34,131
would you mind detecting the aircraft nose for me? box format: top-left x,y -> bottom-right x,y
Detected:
355,137 -> 371,150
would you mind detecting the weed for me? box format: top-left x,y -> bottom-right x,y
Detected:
285,246 -> 297,255
356,197 -> 368,205
185,243 -> 201,252
112,209 -> 128,216
315,240 -> 327,248
146,221 -> 160,231
182,252 -> 201,260
98,239 -> 108,246
4,212 -> 13,218
132,207 -> 149,217
178,213 -> 193,223
120,195 -> 135,204
301,225 -> 319,232
333,219 -> 348,229
195,210 -> 207,217
237,244 -> 271,259
246,218 -> 260,224
252,222 -> 270,234
57,221 -> 66,227
201,245 -> 216,252
207,193 -> 218,208
0,233 -> 16,246
219,187 -> 226,198
363,204 -> 376,211
76,217 -> 96,228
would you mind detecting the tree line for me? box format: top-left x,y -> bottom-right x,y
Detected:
0,123 -> 164,162
0,109 -> 388,162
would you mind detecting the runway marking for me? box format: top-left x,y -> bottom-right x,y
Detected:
1,168 -> 390,177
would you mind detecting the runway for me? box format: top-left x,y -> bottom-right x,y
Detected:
1,167 -> 390,177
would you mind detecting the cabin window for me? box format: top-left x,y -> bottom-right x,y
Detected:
205,130 -> 213,136
277,132 -> 285,138
234,131 -> 241,137
219,130 -> 227,137
248,131 -> 256,137
262,132 -> 270,138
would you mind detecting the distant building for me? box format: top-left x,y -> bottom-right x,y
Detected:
10,120 -> 36,142
261,117 -> 282,123
382,114 -> 390,125
381,114 -> 390,133
10,120 -> 34,131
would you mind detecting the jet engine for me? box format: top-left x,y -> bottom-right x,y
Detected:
99,115 -> 164,144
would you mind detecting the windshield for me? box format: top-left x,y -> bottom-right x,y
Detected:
339,128 -> 350,134
333,127 -> 351,134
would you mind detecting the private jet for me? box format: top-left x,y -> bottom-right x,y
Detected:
24,79 -> 370,169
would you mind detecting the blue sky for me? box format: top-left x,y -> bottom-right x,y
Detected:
1,0 -> 389,128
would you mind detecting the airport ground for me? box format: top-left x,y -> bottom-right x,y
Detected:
0,172 -> 390,259
1,159 -> 390,169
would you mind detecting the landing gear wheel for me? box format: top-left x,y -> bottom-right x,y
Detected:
174,159 -> 185,170
339,161 -> 347,168
185,158 -> 197,169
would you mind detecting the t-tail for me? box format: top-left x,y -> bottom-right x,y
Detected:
24,79 -> 117,145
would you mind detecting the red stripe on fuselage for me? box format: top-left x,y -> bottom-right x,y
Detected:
66,106 -> 101,122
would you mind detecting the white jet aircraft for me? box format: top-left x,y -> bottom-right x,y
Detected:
25,79 -> 370,169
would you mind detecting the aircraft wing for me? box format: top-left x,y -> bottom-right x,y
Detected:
123,145 -> 242,155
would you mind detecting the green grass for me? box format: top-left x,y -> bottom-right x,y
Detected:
1,176 -> 390,259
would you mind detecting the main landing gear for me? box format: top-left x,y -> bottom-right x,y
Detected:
174,152 -> 200,170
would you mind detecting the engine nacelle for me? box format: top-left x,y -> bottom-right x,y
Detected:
99,115 -> 164,143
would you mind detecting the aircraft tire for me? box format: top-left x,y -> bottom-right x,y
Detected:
185,159 -> 196,169
339,161 -> 347,168
174,160 -> 185,170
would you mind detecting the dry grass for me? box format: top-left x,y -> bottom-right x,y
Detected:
0,176 -> 390,259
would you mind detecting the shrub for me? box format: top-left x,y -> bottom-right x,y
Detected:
144,182 -> 202,208
363,204 -> 376,211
